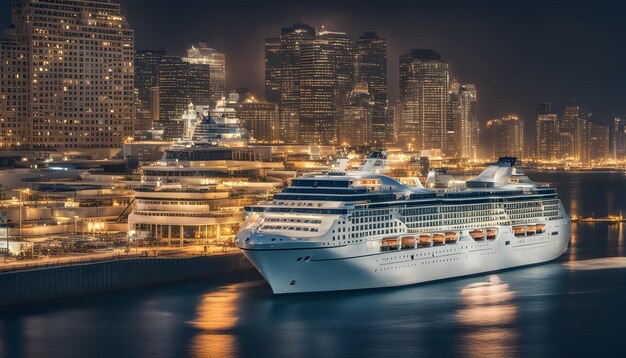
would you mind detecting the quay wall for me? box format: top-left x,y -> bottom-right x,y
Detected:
0,253 -> 254,307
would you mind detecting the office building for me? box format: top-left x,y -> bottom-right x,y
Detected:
536,112 -> 560,161
279,23 -> 316,143
486,115 -> 524,159
338,82 -> 374,147
264,38 -> 281,104
239,97 -> 279,143
299,30 -> 353,145
1,0 -> 134,148
184,43 -> 226,106
399,49 -> 449,152
135,49 -> 166,131
355,32 -> 389,145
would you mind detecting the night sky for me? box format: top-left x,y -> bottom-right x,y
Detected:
1,0 -> 625,128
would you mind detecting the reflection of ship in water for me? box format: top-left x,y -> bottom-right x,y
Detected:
457,275 -> 519,357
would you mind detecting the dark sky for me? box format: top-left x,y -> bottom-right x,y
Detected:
2,0 -> 626,126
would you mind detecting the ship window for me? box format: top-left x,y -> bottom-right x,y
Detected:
296,257 -> 302,261
304,256 -> 311,261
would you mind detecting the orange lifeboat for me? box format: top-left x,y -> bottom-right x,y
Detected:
470,229 -> 485,241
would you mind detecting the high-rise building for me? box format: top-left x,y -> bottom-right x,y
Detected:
1,0 -> 134,148
157,54 -> 211,139
355,32 -> 388,145
158,56 -> 191,130
135,49 -> 166,131
264,38 -> 281,104
560,102 -> 582,160
299,30 -> 353,145
536,109 -> 560,161
184,43 -> 226,106
486,115 -> 524,160
446,79 -> 461,157
611,115 -> 626,159
399,49 -> 449,152
239,97 -> 279,143
446,79 -> 478,159
279,23 -> 316,143
589,123 -> 610,161
338,82 -> 374,147
0,32 -> 30,147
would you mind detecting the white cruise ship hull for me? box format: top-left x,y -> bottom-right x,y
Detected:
240,220 -> 570,294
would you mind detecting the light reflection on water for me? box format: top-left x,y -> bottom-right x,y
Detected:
190,284 -> 242,358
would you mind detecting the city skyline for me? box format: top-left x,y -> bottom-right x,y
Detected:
1,0 -> 622,127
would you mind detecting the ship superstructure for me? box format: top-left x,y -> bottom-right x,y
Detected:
236,153 -> 571,294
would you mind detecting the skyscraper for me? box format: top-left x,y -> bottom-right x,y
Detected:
338,82 -> 374,147
156,53 -> 211,140
239,97 -> 279,143
135,49 -> 166,131
611,115 -> 626,159
560,102 -> 582,160
264,38 -> 281,104
589,123 -> 610,161
486,115 -> 524,159
536,104 -> 560,161
447,82 -> 478,159
158,56 -> 191,129
399,49 -> 449,152
1,0 -> 134,148
299,30 -> 353,145
0,32 -> 30,147
279,23 -> 316,143
355,32 -> 388,145
184,43 -> 226,106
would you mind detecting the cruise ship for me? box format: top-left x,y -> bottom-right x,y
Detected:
236,153 -> 571,294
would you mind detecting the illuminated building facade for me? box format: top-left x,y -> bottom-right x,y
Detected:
239,99 -> 279,143
611,115 -> 626,159
486,115 -> 524,160
184,43 -> 226,106
1,0 -> 135,148
135,49 -> 166,131
399,49 -> 449,152
536,113 -> 560,161
299,30 -> 353,145
157,55 -> 210,138
589,123 -> 610,161
355,32 -> 389,145
447,80 -> 478,159
264,38 -> 281,104
0,32 -> 30,147
279,23 -> 316,143
338,82 -> 374,147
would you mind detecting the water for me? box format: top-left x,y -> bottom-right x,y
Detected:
2,171 -> 626,358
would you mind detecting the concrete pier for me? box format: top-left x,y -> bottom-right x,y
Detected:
0,253 -> 254,307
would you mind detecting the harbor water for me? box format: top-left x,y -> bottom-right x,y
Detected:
1,171 -> 626,358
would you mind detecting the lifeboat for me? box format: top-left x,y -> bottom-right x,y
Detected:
433,233 -> 445,246
418,234 -> 432,248
445,231 -> 458,244
536,224 -> 546,234
470,229 -> 485,241
527,225 -> 536,236
513,226 -> 526,237
487,228 -> 498,241
381,238 -> 399,252
401,236 -> 416,250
